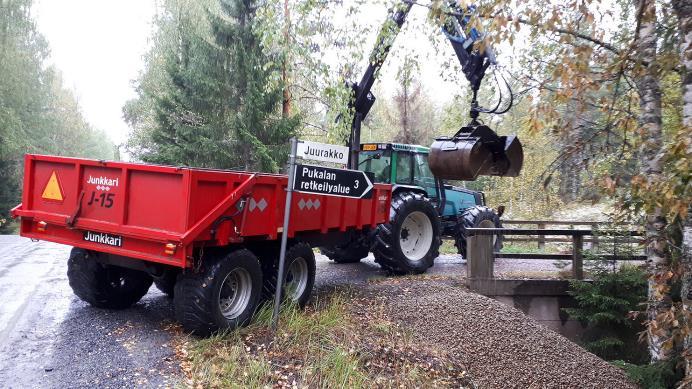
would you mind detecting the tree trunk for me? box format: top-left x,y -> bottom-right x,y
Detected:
673,0 -> 692,129
635,0 -> 669,363
671,0 -> 692,383
681,211 -> 692,386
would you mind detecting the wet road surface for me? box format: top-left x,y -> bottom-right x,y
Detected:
0,235 -> 560,388
0,236 -> 179,388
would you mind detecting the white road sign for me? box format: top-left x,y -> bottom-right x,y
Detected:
293,164 -> 374,199
296,140 -> 349,165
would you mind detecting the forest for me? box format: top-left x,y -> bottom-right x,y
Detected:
0,0 -> 114,231
0,0 -> 690,386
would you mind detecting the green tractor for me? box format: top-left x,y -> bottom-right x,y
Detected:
320,142 -> 504,274
319,2 -> 525,273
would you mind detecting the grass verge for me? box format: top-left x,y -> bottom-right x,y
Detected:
179,289 -> 473,388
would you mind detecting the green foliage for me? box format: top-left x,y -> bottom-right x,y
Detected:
564,263 -> 648,362
612,359 -> 683,389
125,0 -> 299,172
0,0 -> 113,233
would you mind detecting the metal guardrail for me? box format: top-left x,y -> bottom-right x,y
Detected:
466,227 -> 646,280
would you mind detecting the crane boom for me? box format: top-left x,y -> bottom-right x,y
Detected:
346,1 -> 522,180
348,2 -> 413,169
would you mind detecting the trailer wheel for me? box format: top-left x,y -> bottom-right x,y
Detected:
67,248 -> 153,309
174,248 -> 262,336
153,269 -> 178,297
372,192 -> 441,275
262,242 -> 316,307
454,206 -> 503,258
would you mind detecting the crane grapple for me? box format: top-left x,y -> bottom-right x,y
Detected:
429,124 -> 523,181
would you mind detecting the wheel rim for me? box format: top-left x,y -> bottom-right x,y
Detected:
218,268 -> 253,320
479,219 -> 498,246
285,256 -> 308,301
399,211 -> 434,261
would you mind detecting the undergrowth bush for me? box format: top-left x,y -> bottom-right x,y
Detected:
563,261 -> 648,363
611,359 -> 683,389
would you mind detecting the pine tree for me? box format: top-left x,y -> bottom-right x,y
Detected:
209,0 -> 298,172
126,0 -> 298,172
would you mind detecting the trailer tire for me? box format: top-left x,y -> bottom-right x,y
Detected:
454,206 -> 503,258
67,248 -> 153,309
154,270 -> 178,297
372,192 -> 441,275
262,242 -> 316,308
319,237 -> 369,264
174,249 -> 262,336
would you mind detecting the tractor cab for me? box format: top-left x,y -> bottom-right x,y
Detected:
358,143 -> 483,223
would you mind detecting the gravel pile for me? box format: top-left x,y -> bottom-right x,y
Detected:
365,279 -> 637,389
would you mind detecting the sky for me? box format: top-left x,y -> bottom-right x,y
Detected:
33,0 -> 158,146
31,1 -> 477,147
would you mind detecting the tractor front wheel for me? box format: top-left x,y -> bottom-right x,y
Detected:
372,192 -> 441,275
455,206 -> 503,258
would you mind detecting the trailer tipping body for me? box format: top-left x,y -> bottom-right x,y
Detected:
11,154 -> 391,268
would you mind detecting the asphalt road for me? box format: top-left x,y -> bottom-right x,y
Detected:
0,235 -> 560,388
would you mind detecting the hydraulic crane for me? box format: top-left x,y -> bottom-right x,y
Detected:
346,0 -> 523,180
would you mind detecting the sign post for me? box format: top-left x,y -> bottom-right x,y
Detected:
271,138 -> 374,330
272,137 -> 298,330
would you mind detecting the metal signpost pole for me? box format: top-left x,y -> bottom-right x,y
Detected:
272,137 -> 298,330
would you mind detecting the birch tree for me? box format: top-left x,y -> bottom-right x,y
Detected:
671,0 -> 691,383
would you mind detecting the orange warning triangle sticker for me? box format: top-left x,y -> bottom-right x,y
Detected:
42,171 -> 64,201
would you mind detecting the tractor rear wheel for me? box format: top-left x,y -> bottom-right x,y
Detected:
67,248 -> 153,309
372,192 -> 441,275
174,248 -> 262,336
455,206 -> 503,258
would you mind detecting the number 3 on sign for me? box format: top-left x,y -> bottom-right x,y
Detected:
354,179 -> 359,189
87,191 -> 115,208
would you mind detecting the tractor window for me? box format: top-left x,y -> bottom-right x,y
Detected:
358,151 -> 391,183
414,154 -> 437,198
395,152 -> 413,184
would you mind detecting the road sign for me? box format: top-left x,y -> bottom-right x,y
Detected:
293,164 -> 374,199
296,140 -> 349,165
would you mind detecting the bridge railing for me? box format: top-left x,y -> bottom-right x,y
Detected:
500,220 -> 641,251
465,227 -> 645,280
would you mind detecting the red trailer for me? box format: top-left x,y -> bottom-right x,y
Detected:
11,154 -> 391,334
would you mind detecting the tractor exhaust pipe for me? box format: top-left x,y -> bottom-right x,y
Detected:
429,124 -> 523,181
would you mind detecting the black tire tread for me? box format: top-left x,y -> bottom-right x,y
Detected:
153,270 -> 178,297
319,238 -> 369,264
454,205 -> 503,258
173,248 -> 262,336
67,248 -> 153,309
262,242 -> 316,307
